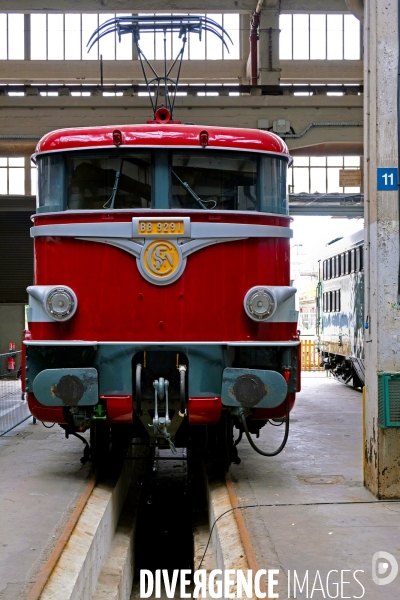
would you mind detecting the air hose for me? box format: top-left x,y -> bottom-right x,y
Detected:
135,363 -> 142,416
179,365 -> 187,417
240,394 -> 290,456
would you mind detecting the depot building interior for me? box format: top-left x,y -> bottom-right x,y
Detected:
1,1 -> 400,599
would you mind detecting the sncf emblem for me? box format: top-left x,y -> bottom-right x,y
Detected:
138,239 -> 186,285
145,241 -> 179,276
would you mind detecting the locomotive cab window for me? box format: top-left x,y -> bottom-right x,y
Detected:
171,150 -> 288,214
37,154 -> 65,212
36,151 -> 153,211
66,152 -> 152,210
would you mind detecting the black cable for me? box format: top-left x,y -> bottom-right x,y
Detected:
268,419 -> 284,427
241,394 -> 290,456
196,498 -> 400,570
41,422 -> 55,429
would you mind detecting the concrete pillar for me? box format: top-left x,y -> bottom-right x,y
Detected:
258,4 -> 280,86
364,0 -> 400,498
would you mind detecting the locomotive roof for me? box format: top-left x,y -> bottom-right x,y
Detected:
34,124 -> 290,157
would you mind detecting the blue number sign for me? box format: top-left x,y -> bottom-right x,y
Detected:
377,168 -> 398,191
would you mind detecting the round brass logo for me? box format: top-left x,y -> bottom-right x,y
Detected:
143,240 -> 181,279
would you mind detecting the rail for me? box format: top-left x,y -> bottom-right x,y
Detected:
0,351 -> 32,436
301,340 -> 325,372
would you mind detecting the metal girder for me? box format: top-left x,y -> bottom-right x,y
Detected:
289,193 -> 363,217
0,0 -> 350,11
0,59 -> 363,84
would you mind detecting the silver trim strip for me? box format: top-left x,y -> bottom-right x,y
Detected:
190,222 -> 291,238
24,340 -> 300,346
31,222 -> 292,239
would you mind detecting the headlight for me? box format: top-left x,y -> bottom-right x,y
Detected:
45,287 -> 77,321
244,287 -> 276,321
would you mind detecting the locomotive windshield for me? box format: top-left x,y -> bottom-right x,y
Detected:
36,149 -> 288,215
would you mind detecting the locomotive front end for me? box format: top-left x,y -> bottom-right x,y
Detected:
23,124 -> 300,467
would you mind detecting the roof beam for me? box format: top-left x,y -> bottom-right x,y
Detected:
0,0 -> 350,12
0,59 -> 363,85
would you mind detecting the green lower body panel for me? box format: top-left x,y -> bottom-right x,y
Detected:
32,368 -> 99,407
222,368 -> 287,408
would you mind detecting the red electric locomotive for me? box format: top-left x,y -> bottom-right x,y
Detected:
22,16 -> 300,468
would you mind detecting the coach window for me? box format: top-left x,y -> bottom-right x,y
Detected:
355,246 -> 363,272
336,290 -> 341,311
340,253 -> 345,276
345,251 -> 350,274
350,248 -> 356,273
335,255 -> 339,278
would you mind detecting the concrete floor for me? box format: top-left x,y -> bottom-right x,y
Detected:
1,375 -> 399,600
231,373 -> 400,600
0,421 -> 91,600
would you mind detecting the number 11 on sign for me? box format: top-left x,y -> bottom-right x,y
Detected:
377,168 -> 398,190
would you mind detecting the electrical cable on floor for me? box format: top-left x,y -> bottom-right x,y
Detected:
41,422 -> 55,428
196,498 -> 400,570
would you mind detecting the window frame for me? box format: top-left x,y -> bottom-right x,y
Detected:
279,12 -> 361,62
35,148 -> 289,215
0,157 -> 27,195
27,12 -> 241,62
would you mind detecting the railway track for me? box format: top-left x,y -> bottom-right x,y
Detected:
26,445 -> 266,600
